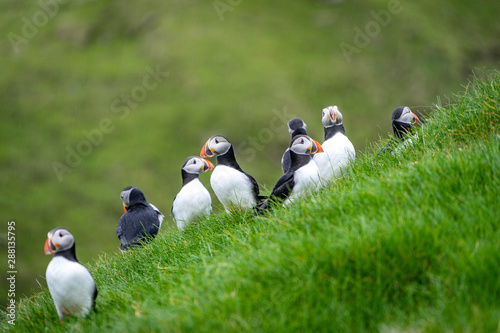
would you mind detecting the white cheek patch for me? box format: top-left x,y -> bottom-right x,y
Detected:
121,190 -> 131,205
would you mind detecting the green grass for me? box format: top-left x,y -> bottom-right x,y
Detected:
3,70 -> 499,331
2,0 -> 500,300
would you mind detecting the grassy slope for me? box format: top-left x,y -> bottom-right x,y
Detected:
3,70 -> 499,331
2,0 -> 500,299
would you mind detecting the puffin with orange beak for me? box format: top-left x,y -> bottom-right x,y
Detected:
313,105 -> 356,183
172,156 -> 214,230
379,106 -> 420,156
117,186 -> 164,250
44,227 -> 97,322
254,134 -> 324,215
200,135 -> 264,213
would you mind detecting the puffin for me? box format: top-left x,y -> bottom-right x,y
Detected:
172,156 -> 214,230
313,106 -> 355,183
254,134 -> 324,215
379,106 -> 420,156
281,117 -> 309,174
44,227 -> 97,322
200,135 -> 264,212
116,186 -> 164,250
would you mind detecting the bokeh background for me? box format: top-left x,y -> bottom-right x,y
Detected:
1,0 -> 499,305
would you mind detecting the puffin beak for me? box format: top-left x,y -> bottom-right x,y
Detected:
44,236 -> 55,255
123,203 -> 129,213
311,139 -> 324,154
200,141 -> 214,158
329,109 -> 336,121
202,159 -> 214,172
411,112 -> 420,125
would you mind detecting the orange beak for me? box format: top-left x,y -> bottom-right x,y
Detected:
123,203 -> 129,213
200,143 -> 208,157
203,159 -> 215,171
44,237 -> 53,255
411,112 -> 420,125
312,139 -> 324,153
200,141 -> 214,158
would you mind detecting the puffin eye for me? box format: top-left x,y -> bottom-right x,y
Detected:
193,160 -> 197,164
59,232 -> 63,237
215,139 -> 219,144
300,139 -> 304,144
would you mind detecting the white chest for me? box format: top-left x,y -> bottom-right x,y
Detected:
172,179 -> 212,229
210,165 -> 256,210
285,161 -> 321,205
314,133 -> 355,181
46,256 -> 96,318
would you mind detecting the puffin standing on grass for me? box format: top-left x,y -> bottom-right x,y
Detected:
44,227 -> 97,322
255,134 -> 324,215
172,156 -> 214,230
379,106 -> 420,156
117,186 -> 164,250
200,135 -> 264,212
281,117 -> 309,174
313,106 -> 355,183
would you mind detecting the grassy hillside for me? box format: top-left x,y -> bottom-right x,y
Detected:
3,70 -> 499,331
1,0 -> 500,307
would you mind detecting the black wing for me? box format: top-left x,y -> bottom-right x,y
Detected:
242,170 -> 263,204
281,149 -> 292,174
270,171 -> 295,200
92,282 -> 98,312
116,215 -> 129,250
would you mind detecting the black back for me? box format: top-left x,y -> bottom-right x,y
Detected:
116,196 -> 160,250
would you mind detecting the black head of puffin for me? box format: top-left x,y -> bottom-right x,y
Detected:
182,156 -> 215,174
321,105 -> 343,128
44,228 -> 75,255
200,135 -> 231,158
290,135 -> 324,155
120,186 -> 149,213
288,118 -> 307,135
391,106 -> 420,126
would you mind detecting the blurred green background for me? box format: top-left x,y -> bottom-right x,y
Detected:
1,0 -> 499,305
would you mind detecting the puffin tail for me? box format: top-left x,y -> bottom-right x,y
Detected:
252,199 -> 272,217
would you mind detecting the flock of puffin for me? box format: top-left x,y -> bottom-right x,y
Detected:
43,105 -> 419,321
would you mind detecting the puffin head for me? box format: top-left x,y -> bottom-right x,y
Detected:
391,106 -> 420,126
288,118 -> 307,136
321,106 -> 343,128
44,228 -> 75,255
182,156 -> 214,174
120,186 -> 147,212
290,135 -> 324,155
200,135 -> 231,158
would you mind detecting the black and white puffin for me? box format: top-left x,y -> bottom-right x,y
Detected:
116,186 -> 164,250
379,106 -> 420,155
172,156 -> 214,230
200,135 -> 263,212
313,106 -> 355,183
255,134 -> 324,214
281,117 -> 309,174
44,227 -> 97,322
